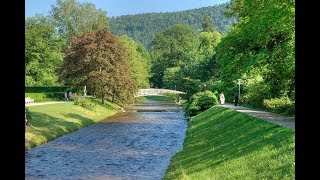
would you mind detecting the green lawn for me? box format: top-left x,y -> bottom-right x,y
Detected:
25,101 -> 120,150
164,106 -> 295,179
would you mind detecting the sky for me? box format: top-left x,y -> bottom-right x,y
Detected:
25,0 -> 230,18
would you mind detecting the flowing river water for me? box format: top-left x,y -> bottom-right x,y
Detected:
25,99 -> 188,179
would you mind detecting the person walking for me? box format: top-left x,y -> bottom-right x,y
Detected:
68,91 -> 73,101
64,92 -> 68,101
234,93 -> 239,106
219,92 -> 225,104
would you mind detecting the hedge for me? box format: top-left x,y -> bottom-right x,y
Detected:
25,93 -> 65,102
25,86 -> 74,93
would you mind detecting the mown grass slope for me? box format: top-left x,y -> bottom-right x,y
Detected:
164,106 -> 295,179
25,101 -> 120,150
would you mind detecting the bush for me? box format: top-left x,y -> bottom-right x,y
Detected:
185,91 -> 218,116
263,96 -> 295,116
73,98 -> 96,110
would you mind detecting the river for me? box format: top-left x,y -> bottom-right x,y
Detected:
25,99 -> 188,179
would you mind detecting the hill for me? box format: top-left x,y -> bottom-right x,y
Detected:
109,3 -> 237,50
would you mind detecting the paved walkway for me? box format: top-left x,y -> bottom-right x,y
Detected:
220,103 -> 295,130
25,101 -> 67,107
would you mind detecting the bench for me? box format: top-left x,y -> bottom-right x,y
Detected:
25,97 -> 34,104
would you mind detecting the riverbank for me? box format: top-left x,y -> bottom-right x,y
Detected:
25,100 -> 120,150
164,106 -> 295,179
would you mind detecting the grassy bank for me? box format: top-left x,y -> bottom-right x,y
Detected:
164,106 -> 295,179
25,100 -> 120,150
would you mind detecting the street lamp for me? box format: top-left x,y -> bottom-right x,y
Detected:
237,79 -> 241,101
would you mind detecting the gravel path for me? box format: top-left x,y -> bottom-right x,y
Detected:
25,101 -> 67,107
221,103 -> 295,130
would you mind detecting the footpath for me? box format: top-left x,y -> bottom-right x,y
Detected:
221,103 -> 295,130
25,101 -> 67,107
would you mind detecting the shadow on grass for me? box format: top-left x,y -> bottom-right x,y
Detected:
26,112 -> 96,149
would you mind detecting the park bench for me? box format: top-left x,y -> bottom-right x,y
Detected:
25,97 -> 34,104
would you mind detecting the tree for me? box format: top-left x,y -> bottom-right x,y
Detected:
199,31 -> 221,58
150,24 -> 200,88
182,17 -> 222,83
201,15 -> 215,32
163,67 -> 182,90
50,0 -> 110,43
215,0 -> 295,107
25,15 -> 66,86
57,29 -> 136,105
118,35 -> 151,89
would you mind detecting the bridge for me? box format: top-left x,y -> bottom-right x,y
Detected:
136,88 -> 186,97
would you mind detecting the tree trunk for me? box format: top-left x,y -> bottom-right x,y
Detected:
101,93 -> 105,104
112,86 -> 115,103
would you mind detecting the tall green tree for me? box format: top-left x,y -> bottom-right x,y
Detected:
199,31 -> 221,58
216,0 -> 295,106
185,18 -> 222,82
57,29 -> 136,105
25,15 -> 66,86
201,15 -> 215,32
50,0 -> 110,43
150,24 -> 200,88
118,35 -> 151,89
163,67 -> 182,90
195,29 -> 222,81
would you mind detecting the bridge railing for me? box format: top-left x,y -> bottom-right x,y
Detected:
136,88 -> 185,97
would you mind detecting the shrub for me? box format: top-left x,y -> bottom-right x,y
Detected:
263,96 -> 295,116
185,91 -> 218,116
73,98 -> 96,110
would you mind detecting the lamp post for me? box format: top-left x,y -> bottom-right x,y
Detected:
175,85 -> 176,91
237,79 -> 241,102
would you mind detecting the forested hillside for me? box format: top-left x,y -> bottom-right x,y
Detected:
109,3 -> 237,50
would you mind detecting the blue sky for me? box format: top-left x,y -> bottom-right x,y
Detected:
26,0 -> 230,18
